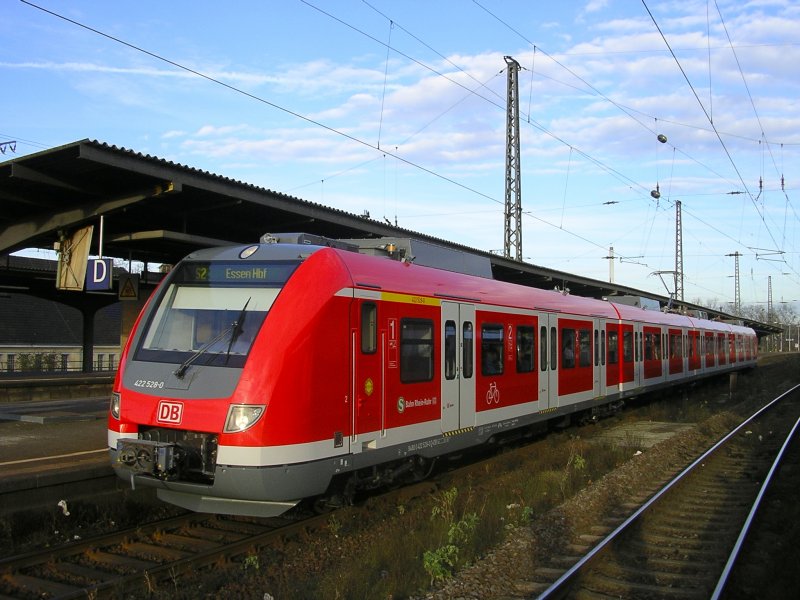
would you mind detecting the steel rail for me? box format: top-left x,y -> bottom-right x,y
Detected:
536,382 -> 800,600
711,409 -> 800,599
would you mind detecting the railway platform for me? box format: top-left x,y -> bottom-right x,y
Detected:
0,396 -> 111,502
0,372 -> 113,404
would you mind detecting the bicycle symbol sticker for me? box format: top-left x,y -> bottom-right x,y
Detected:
485,382 -> 500,405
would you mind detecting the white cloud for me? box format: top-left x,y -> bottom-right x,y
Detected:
6,0 -> 797,304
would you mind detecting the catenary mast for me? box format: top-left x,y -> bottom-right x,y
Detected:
675,200 -> 684,302
503,56 -> 522,261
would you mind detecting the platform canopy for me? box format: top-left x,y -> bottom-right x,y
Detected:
0,139 -> 780,336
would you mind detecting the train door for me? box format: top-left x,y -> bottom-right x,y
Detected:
593,318 -> 603,398
709,333 -> 716,368
634,321 -> 644,384
351,300 -> 383,444
557,317 -> 595,404
538,312 -> 557,410
441,302 -> 476,433
621,322 -> 638,392
667,328 -> 684,380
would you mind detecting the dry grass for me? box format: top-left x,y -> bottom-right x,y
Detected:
7,355 -> 796,599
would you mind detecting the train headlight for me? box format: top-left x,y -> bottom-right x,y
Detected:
224,404 -> 265,433
110,392 -> 121,420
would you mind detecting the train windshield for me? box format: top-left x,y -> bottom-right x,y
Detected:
135,260 -> 299,368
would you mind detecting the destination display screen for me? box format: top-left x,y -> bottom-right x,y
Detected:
174,261 -> 300,286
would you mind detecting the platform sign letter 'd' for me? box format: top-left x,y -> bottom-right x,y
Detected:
86,258 -> 113,291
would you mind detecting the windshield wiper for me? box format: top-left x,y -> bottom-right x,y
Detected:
225,297 -> 250,365
173,297 -> 251,379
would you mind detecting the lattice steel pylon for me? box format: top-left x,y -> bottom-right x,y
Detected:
727,251 -> 742,316
767,275 -> 774,352
503,56 -> 522,261
767,275 -> 773,322
674,200 -> 684,302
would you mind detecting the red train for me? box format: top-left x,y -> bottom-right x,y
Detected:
108,234 -> 757,516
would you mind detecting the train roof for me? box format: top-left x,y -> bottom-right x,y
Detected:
178,240 -> 756,336
332,246 -> 617,316
331,249 -> 754,334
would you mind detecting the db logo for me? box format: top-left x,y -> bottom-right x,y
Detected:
157,400 -> 184,424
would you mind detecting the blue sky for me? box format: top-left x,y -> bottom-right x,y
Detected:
3,0 -> 799,312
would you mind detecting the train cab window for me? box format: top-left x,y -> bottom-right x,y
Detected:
400,319 -> 434,383
540,326 -> 548,371
516,326 -> 535,373
607,330 -> 619,364
361,303 -> 377,354
444,320 -> 457,380
136,260 -> 292,369
462,322 -> 474,379
481,324 -> 504,376
561,328 -> 575,369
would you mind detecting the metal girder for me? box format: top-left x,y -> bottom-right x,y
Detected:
10,162 -> 88,194
0,181 -> 180,255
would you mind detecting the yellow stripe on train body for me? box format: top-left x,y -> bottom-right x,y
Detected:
380,292 -> 442,306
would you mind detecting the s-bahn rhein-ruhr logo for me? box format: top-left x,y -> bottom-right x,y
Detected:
157,400 -> 184,424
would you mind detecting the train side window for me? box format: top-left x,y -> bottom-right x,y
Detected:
540,325 -> 548,371
444,320 -> 457,380
670,333 -> 681,358
361,302 -> 377,354
462,322 -> 474,379
481,324 -> 504,375
601,330 -> 606,365
516,325 -> 535,373
607,330 -> 618,364
561,328 -> 575,369
579,329 -> 592,367
594,330 -> 599,366
623,331 -> 633,362
400,319 -> 434,383
550,327 -> 557,370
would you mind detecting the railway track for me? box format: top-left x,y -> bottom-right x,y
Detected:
0,509 -> 328,599
535,383 -> 800,600
3,373 -> 794,598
